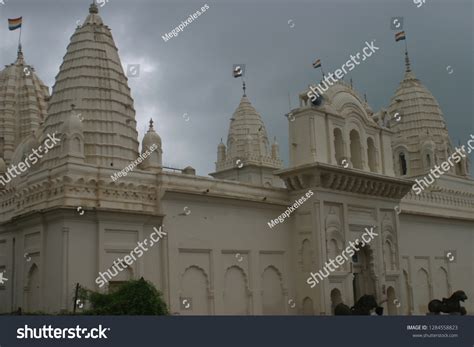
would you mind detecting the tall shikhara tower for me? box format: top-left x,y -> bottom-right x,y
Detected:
40,2 -> 139,169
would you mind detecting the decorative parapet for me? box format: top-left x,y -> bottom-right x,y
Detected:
216,154 -> 282,172
403,186 -> 474,209
161,171 -> 289,205
0,163 -> 160,223
276,162 -> 413,199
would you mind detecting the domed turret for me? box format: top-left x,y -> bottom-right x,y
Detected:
0,44 -> 49,166
142,119 -> 162,149
217,138 -> 226,162
57,104 -> 85,161
10,134 -> 40,166
140,119 -> 162,171
271,137 -> 280,160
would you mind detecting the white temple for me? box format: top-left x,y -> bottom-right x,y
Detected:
0,3 -> 472,315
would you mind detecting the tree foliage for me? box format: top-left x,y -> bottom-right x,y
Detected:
86,278 -> 169,315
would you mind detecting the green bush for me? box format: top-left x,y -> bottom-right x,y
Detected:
86,278 -> 169,315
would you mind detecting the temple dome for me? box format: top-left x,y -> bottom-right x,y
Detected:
142,119 -> 162,149
211,93 -> 282,186
387,53 -> 453,177
10,134 -> 39,166
225,95 -> 273,161
0,45 -> 49,166
140,119 -> 162,171
39,2 -> 139,169
306,80 -> 378,126
387,71 -> 447,131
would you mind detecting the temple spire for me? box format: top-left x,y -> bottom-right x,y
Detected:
242,80 -> 246,97
405,49 -> 411,72
15,43 -> 24,64
89,0 -> 99,14
148,118 -> 154,131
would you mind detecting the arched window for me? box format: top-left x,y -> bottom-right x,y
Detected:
327,239 -> 339,262
349,130 -> 362,169
302,297 -> 314,315
333,128 -> 344,164
399,152 -> 407,175
425,153 -> 431,168
27,264 -> 41,312
383,240 -> 394,271
224,266 -> 248,315
367,138 -> 377,172
262,266 -> 284,315
415,268 -> 430,314
302,239 -> 312,272
434,267 -> 449,300
181,266 -> 210,315
330,288 -> 342,314
387,287 -> 397,315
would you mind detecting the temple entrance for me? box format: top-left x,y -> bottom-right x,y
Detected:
352,245 -> 376,302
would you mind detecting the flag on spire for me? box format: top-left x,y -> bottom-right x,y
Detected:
8,17 -> 22,31
395,31 -> 406,42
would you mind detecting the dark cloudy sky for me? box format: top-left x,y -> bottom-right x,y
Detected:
1,0 -> 472,176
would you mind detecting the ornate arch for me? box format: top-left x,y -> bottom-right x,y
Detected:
225,264 -> 250,289
261,265 -> 284,290
348,126 -> 365,169
180,264 -> 211,291
26,262 -> 39,287
346,115 -> 367,139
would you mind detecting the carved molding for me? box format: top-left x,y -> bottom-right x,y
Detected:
278,162 -> 413,199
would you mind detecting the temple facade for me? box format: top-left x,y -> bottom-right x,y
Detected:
0,3 -> 472,315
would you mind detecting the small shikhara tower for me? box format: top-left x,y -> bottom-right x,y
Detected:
211,88 -> 283,187
387,51 -> 469,178
0,45 -> 49,167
